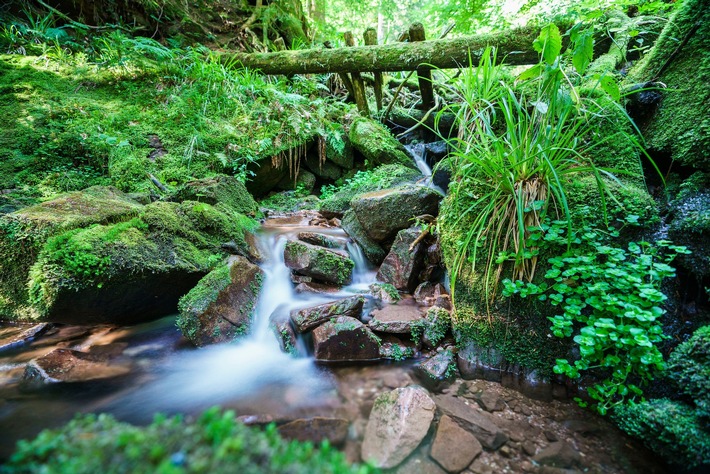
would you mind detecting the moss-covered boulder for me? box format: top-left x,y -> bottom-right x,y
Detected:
667,325 -> 710,417
173,175 -> 258,217
668,192 -> 710,277
277,169 -> 317,194
304,155 -> 342,181
25,200 -> 258,324
245,157 -> 290,197
177,256 -> 264,346
0,186 -> 143,320
349,117 -> 416,168
312,316 -> 381,362
283,240 -> 354,286
342,210 -> 386,265
627,0 -> 710,171
290,295 -> 365,333
350,185 -> 442,242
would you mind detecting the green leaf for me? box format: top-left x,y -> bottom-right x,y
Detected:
599,75 -> 620,101
533,24 -> 562,66
572,31 -> 594,75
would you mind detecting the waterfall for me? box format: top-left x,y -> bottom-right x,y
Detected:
345,240 -> 377,290
404,142 -> 446,195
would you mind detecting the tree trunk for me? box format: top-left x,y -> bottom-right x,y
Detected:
220,24 -> 559,74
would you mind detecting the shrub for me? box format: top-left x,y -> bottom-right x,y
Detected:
1,408 -> 377,474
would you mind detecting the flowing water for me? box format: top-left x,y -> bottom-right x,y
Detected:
405,142 -> 446,195
0,216 -> 376,459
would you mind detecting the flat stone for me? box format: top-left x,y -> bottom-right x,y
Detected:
22,348 -> 130,386
277,417 -> 349,447
533,441 -> 582,468
431,415 -> 483,472
434,394 -> 508,450
368,300 -> 424,334
297,231 -> 345,249
294,282 -> 341,295
312,316 -> 380,362
290,296 -> 365,332
474,390 -> 506,412
376,227 -> 427,292
361,386 -> 436,468
0,323 -> 52,352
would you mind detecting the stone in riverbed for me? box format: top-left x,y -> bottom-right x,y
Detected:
379,335 -> 418,360
413,348 -> 457,392
376,227 -> 427,292
290,296 -> 365,333
341,210 -> 386,265
22,348 -> 130,387
177,256 -> 264,347
269,304 -> 300,356
368,298 -> 424,334
433,393 -> 509,450
361,385 -> 436,469
283,240 -> 354,286
368,283 -> 401,304
0,323 -> 52,352
297,231 -> 345,249
350,185 -> 441,243
277,417 -> 349,447
532,441 -> 582,468
430,415 -> 483,472
312,316 -> 380,361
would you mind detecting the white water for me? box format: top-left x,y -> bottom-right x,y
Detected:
109,222 -> 376,415
405,142 -> 446,195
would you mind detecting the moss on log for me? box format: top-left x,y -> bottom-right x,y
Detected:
221,25 -> 554,74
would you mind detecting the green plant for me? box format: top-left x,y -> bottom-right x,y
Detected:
667,325 -> 710,417
436,26 -> 652,306
2,407 -> 378,474
503,217 -> 689,414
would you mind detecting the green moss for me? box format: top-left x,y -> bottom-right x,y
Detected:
667,325 -> 710,417
177,263 -> 232,321
627,0 -> 710,170
613,399 -> 710,468
317,249 -> 354,286
348,117 -> 416,168
173,175 -> 258,216
1,408 -> 376,474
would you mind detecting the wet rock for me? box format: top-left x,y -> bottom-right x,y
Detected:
277,417 -> 349,447
434,394 -> 508,450
350,185 -> 441,242
291,274 -> 313,284
379,335 -> 418,360
312,316 -> 380,361
368,283 -> 401,304
22,348 -> 130,386
532,441 -> 582,468
562,419 -> 604,436
177,256 -> 264,346
376,227 -> 427,292
368,300 -> 424,334
283,240 -> 354,286
269,305 -> 299,356
413,282 -> 447,306
0,323 -> 52,352
276,169 -> 317,193
294,282 -> 341,295
421,306 -> 452,349
523,440 -> 538,456
361,385 -> 436,468
342,210 -> 386,265
297,231 -> 345,249
430,415 -> 483,472
414,349 -> 457,392
433,294 -> 453,311
432,158 -> 452,193
349,117 -> 414,168
325,133 -> 354,169
290,296 -> 365,332
456,338 -> 504,380
474,390 -> 506,413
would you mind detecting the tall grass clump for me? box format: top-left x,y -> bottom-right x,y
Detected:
437,25 -> 648,305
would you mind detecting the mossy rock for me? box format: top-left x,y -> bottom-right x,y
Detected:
21,200 -> 258,324
349,117 -> 416,168
341,210 -> 386,265
667,325 -> 710,418
173,175 -> 258,216
667,192 -> 710,277
277,169 -> 317,193
283,240 -> 354,286
0,186 -> 143,320
319,164 -> 421,217
177,256 -> 264,347
627,0 -> 710,170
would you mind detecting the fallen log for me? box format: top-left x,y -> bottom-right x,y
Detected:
220,24 -> 563,75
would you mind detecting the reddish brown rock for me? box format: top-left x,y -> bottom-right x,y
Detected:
376,227 -> 427,292
430,415 -> 483,472
368,298 -> 424,334
312,316 -> 380,361
433,394 -> 509,450
23,348 -> 130,386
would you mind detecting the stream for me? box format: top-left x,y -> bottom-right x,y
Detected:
0,214 -> 665,473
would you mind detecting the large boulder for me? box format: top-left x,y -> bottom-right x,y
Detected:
361,385 -> 436,469
350,185 -> 441,242
376,227 -> 427,292
245,157 -> 289,197
342,210 -> 386,265
290,296 -> 365,333
177,256 -> 264,346
0,186 -> 142,321
283,240 -> 354,286
25,200 -> 258,325
312,316 -> 380,361
304,154 -> 342,180
349,117 -> 415,168
276,169 -> 317,194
